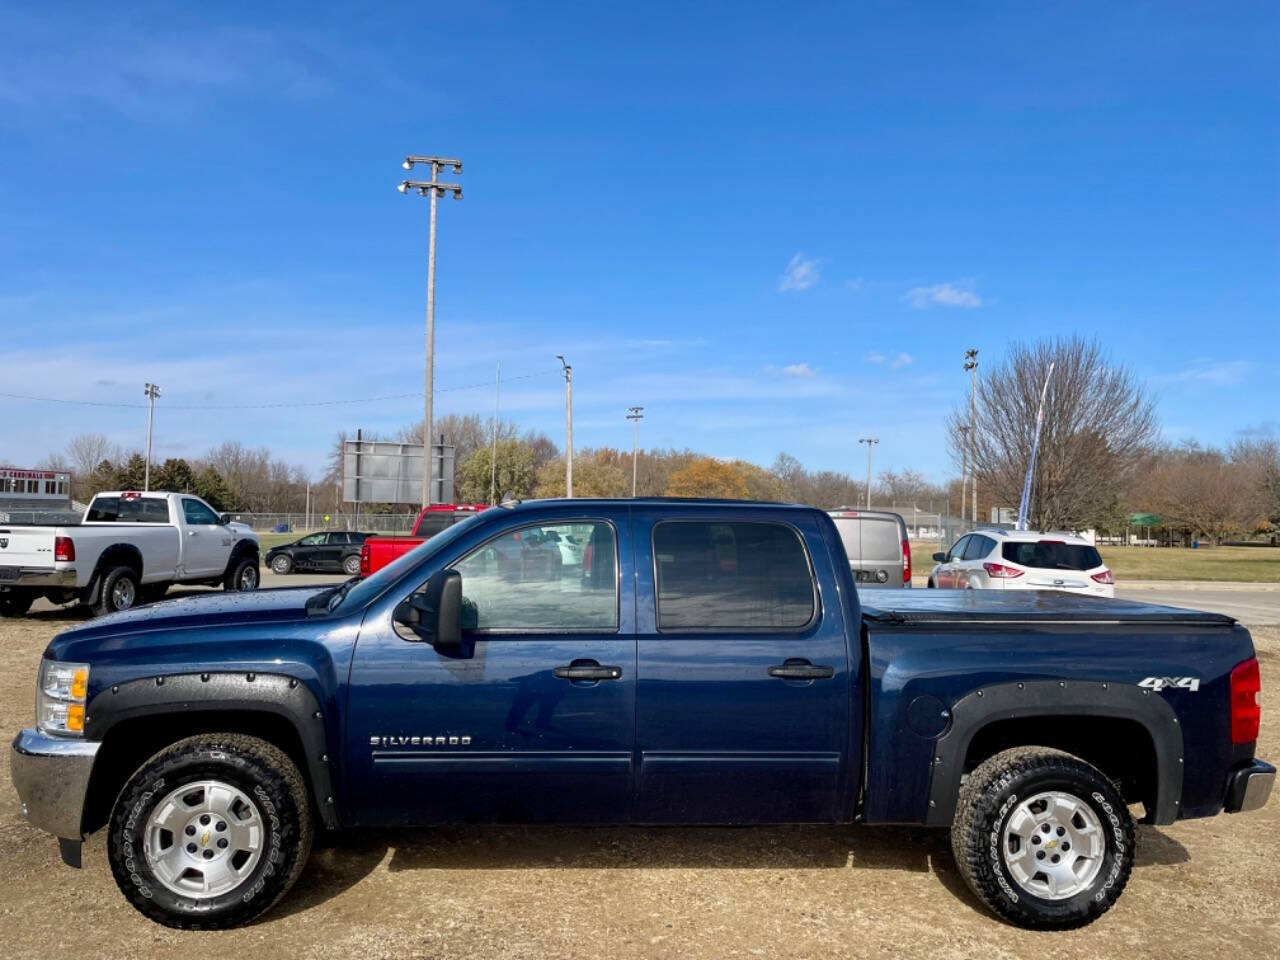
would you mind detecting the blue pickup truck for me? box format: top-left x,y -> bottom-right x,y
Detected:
10,499 -> 1273,930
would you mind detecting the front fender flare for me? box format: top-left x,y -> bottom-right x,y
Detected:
85,672 -> 338,829
926,680 -> 1183,827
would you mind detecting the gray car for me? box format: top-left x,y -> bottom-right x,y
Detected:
828,508 -> 911,588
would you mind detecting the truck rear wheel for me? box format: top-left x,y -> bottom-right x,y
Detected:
0,592 -> 34,617
107,733 -> 313,929
95,567 -> 140,616
951,746 -> 1134,929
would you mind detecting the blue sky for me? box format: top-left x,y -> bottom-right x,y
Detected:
1,2 -> 1276,481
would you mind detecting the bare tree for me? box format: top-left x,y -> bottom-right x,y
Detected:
952,337 -> 1158,531
66,433 -> 116,479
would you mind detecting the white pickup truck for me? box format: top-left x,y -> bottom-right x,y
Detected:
0,491 -> 260,617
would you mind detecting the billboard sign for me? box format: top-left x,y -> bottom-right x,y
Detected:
342,440 -> 454,505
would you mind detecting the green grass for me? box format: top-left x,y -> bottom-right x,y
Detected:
256,532 -> 315,550
910,540 -> 1280,583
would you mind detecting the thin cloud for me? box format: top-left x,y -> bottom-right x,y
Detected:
778,253 -> 821,292
903,282 -> 982,309
865,351 -> 886,365
767,363 -> 816,379
890,353 -> 913,369
1150,360 -> 1254,386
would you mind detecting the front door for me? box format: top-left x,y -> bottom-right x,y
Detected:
344,515 -> 636,826
633,509 -> 854,823
317,533 -> 347,570
180,497 -> 228,577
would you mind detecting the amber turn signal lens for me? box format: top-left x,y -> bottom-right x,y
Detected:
65,704 -> 85,732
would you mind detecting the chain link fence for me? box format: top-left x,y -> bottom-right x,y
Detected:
226,512 -> 422,534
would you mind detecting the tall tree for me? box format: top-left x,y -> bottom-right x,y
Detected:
953,336 -> 1158,531
665,458 -> 750,499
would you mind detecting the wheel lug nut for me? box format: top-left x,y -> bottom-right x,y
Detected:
185,825 -> 196,836
1061,842 -> 1070,851
215,821 -> 226,832
1056,826 -> 1066,836
186,843 -> 197,853
1036,851 -> 1045,860
217,838 -> 228,849
1051,854 -> 1060,863
200,814 -> 211,825
203,849 -> 214,860
1031,836 -> 1040,845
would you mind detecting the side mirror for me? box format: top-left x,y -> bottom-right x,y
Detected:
932,552 -> 946,562
219,513 -> 232,525
393,569 -> 462,647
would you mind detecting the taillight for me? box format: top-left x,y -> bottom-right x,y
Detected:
902,538 -> 911,583
1091,569 -> 1114,585
54,536 -> 75,562
583,542 -> 593,573
359,541 -> 371,576
982,561 -> 1024,579
1230,657 -> 1262,745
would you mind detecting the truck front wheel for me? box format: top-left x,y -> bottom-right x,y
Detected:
950,746 -> 1134,929
224,556 -> 259,592
107,733 -> 313,929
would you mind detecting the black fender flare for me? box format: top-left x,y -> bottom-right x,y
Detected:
85,672 -> 338,829
219,538 -> 260,581
926,680 -> 1184,827
84,543 -> 146,605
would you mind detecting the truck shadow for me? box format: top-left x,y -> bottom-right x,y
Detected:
275,822 -> 1189,921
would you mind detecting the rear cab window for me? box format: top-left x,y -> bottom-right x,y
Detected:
1002,540 -> 1103,571
86,496 -> 170,523
653,520 -> 816,631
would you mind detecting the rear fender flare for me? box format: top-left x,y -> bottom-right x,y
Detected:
85,672 -> 338,829
927,680 -> 1183,826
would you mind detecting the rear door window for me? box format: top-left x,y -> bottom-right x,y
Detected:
964,535 -> 994,560
860,518 -> 902,562
947,535 -> 971,562
1002,541 -> 1103,571
832,517 -> 862,562
653,521 -> 816,631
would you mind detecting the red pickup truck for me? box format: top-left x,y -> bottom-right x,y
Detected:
359,504 -> 489,576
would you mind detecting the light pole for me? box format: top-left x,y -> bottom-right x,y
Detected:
964,348 -> 979,521
627,406 -> 644,497
556,355 -> 573,497
143,382 -> 161,491
958,425 -> 970,526
399,154 -> 463,507
858,437 -> 878,509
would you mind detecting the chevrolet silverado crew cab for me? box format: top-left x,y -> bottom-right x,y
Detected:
10,499 -> 1272,930
0,491 -> 260,617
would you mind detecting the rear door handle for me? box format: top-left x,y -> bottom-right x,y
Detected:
553,660 -> 622,681
768,658 -> 834,680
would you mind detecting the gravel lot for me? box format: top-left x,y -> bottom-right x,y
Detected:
1,584 -> 1276,960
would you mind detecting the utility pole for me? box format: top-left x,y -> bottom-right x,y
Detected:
305,480 -> 311,531
964,348 -> 979,521
858,437 -> 879,509
143,382 -> 161,491
958,425 -> 970,526
557,355 -> 573,497
627,407 -> 644,497
399,154 -> 463,507
490,362 -> 500,505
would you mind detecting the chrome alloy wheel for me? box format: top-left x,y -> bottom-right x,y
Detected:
142,780 -> 265,898
238,564 -> 259,590
111,577 -> 136,609
1002,790 -> 1105,900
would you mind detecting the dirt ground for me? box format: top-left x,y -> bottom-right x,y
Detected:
0,599 -> 1276,960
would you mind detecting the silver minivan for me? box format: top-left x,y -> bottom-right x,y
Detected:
828,509 -> 911,588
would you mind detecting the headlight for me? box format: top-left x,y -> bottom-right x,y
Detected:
37,660 -> 89,736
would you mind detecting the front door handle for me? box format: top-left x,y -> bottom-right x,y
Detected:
768,658 -> 834,680
553,660 -> 622,681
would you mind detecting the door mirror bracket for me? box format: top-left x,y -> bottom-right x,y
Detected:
394,569 -> 463,647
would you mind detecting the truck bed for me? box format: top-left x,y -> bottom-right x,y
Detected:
860,589 -> 1236,626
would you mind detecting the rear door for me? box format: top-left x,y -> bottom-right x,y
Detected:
633,507 -> 852,823
318,533 -> 347,569
857,516 -> 905,588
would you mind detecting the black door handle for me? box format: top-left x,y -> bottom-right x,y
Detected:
553,661 -> 622,681
768,658 -> 834,680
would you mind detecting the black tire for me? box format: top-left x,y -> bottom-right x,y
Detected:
224,556 -> 260,592
0,591 -> 34,617
342,554 -> 361,576
95,566 -> 140,616
926,578 -> 936,588
107,733 -> 313,929
270,554 -> 293,575
951,746 -> 1134,929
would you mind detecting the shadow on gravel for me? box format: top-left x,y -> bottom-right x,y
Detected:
270,822 -> 1190,922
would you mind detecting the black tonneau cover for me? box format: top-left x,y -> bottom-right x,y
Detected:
860,589 -> 1236,626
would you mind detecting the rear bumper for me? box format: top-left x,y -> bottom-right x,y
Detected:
10,728 -> 100,839
0,568 -> 76,589
1224,758 -> 1275,813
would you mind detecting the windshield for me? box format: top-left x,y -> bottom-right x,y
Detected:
331,512 -> 485,614
1001,540 -> 1103,571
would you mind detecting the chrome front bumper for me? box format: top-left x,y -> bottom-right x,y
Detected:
10,729 -> 100,840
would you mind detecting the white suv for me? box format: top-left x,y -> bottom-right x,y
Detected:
926,529 -> 1115,597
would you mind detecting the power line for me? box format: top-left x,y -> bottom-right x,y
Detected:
0,371 -> 556,412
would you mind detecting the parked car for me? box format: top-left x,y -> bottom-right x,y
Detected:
11,498 -> 1271,930
0,491 -> 259,617
828,508 -> 911,588
359,503 -> 489,576
927,528 -> 1115,597
266,531 -> 371,577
